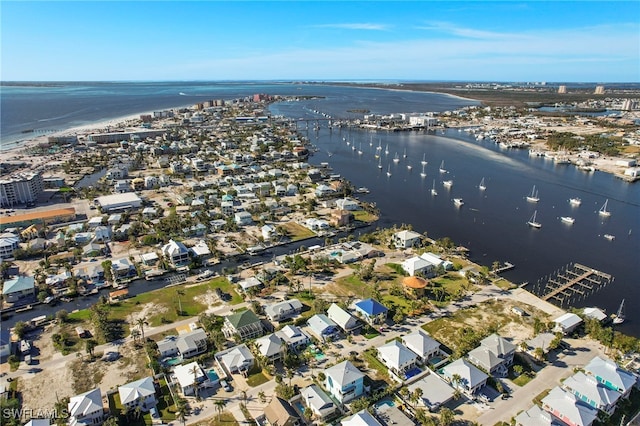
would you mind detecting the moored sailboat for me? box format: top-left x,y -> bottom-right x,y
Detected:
439,160 -> 447,174
479,177 -> 486,191
526,185 -> 539,203
386,164 -> 392,177
393,152 -> 400,163
420,164 -> 427,178
431,180 -> 438,196
421,153 -> 428,166
599,199 -> 611,217
560,216 -> 575,224
612,299 -> 625,324
527,210 -> 542,228
569,197 -> 582,206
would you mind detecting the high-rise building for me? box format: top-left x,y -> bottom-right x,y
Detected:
0,172 -> 44,207
558,85 -> 567,94
594,86 -> 605,94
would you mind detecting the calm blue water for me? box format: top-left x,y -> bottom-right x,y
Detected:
2,82 -> 638,337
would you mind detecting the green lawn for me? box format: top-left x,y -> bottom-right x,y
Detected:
335,274 -> 371,299
281,222 -> 316,241
157,378 -> 177,421
246,371 -> 271,387
512,372 -> 535,387
363,349 -> 391,382
210,278 -> 243,305
352,210 -> 378,223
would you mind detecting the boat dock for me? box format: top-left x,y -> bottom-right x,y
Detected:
494,262 -> 515,274
530,263 -> 614,308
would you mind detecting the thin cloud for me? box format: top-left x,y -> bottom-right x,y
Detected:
415,21 -> 523,40
312,23 -> 391,31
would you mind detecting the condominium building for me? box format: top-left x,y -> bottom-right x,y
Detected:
0,172 -> 44,207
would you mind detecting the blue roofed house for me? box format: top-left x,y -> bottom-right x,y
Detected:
354,298 -> 388,325
584,356 -> 638,399
307,314 -> 340,342
325,360 -> 365,404
2,275 -> 35,303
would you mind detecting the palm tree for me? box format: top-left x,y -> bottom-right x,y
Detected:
439,407 -> 455,426
258,391 -> 266,403
413,387 -> 423,406
214,398 -> 227,421
136,316 -> 148,341
190,364 -> 200,400
175,398 -> 188,426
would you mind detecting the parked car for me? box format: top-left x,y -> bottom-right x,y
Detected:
103,351 -> 120,362
220,379 -> 232,392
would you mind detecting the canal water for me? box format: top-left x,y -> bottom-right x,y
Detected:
271,101 -> 640,337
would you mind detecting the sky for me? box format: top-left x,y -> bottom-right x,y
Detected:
1,1 -> 639,82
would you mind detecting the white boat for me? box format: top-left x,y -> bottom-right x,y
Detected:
403,148 -> 407,158
527,210 -> 542,228
560,216 -> 575,224
421,153 -> 428,166
386,164 -> 392,177
420,164 -> 427,178
385,144 -> 389,155
453,198 -> 464,207
526,185 -> 540,203
431,180 -> 438,196
377,158 -> 382,169
604,234 -> 615,241
407,163 -> 413,170
479,177 -> 486,191
599,199 -> 611,217
569,197 -> 582,206
356,187 -> 370,194
612,299 -> 625,324
439,160 -> 447,174
357,143 -> 363,155
376,139 -> 382,151
443,180 -> 453,188
393,152 -> 400,163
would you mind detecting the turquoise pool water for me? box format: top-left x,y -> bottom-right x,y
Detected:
294,401 -> 305,413
375,399 -> 395,410
207,370 -> 219,381
314,353 -> 326,361
164,357 -> 182,366
429,356 -> 443,366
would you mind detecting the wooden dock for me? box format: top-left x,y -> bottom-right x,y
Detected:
531,263 -> 613,308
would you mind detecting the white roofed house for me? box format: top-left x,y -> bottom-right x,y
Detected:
562,371 -> 621,415
325,360 -> 365,404
275,325 -> 311,353
515,405 -> 565,426
401,256 -> 432,277
264,299 -> 304,322
467,333 -> 516,377
541,386 -> 598,426
327,303 -> 361,334
307,314 -> 340,342
118,376 -> 157,413
341,409 -> 383,426
584,356 -> 639,398
215,344 -> 255,375
553,313 -> 583,335
376,340 -> 418,380
161,239 -> 190,268
255,333 -> 285,363
67,388 -> 105,426
234,211 -> 253,226
392,229 -> 422,249
441,358 -> 489,396
402,330 -> 442,364
300,384 -> 338,421
174,361 -> 208,396
110,257 -> 137,280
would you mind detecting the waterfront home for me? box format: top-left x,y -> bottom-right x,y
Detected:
264,299 -> 304,322
407,373 -> 455,412
402,276 -> 429,299
67,388 -> 105,426
327,303 -> 361,334
0,233 -> 20,259
215,344 -> 255,375
441,358 -> 488,396
467,333 -> 516,377
401,256 -> 432,277
341,409 -> 383,426
562,372 -> 621,415
255,334 -> 285,363
2,275 -> 35,303
583,307 -> 608,323
392,230 -> 422,249
402,330 -> 442,363
300,384 -> 338,421
222,309 -> 264,340
111,257 -> 137,280
156,328 -> 208,359
553,313 -> 583,335
174,362 -> 208,396
307,314 -> 340,342
161,239 -> 190,267
189,240 -> 211,259
377,340 -> 418,379
274,325 -> 310,353
541,387 -> 598,426
261,224 -> 277,241
238,276 -> 264,294
109,288 -> 129,302
354,298 -> 388,325
315,184 -> 334,197
515,404 -> 564,426
335,198 -> 359,211
263,397 -> 302,426
118,377 -> 157,413
325,360 -> 365,403
584,356 -> 638,397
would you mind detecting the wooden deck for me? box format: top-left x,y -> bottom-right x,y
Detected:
536,263 -> 613,307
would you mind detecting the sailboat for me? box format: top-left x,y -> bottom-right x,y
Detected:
393,152 -> 400,163
599,199 -> 611,217
612,299 -> 625,324
439,160 -> 447,174
526,185 -> 540,203
431,180 -> 438,196
527,210 -> 542,228
385,144 -> 389,155
377,158 -> 382,169
376,139 -> 382,151
420,164 -> 427,178
386,164 -> 392,177
358,143 -> 363,155
479,177 -> 486,191
403,148 -> 407,158
421,153 -> 428,166
443,179 -> 453,188
407,163 -> 413,170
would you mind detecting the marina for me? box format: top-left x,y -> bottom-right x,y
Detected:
532,263 -> 614,308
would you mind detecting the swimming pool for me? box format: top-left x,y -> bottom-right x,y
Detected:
163,356 -> 182,366
428,356 -> 443,366
294,401 -> 306,413
207,370 -> 219,382
374,399 -> 395,410
404,367 -> 422,379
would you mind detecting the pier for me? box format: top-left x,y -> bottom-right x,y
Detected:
530,263 -> 614,308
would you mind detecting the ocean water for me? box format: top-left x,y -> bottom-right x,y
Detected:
1,81 -> 639,337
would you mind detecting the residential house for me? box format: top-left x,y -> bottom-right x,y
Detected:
67,388 -> 105,426
523,332 -> 557,359
467,333 -> 516,377
583,307 -> 608,323
562,372 -> 621,415
234,211 -> 253,226
354,298 -> 388,325
118,377 -> 157,413
341,409 -> 383,426
300,384 -> 338,421
315,184 -> 334,197
75,263 -> 105,283
0,329 -> 12,358
261,224 -> 277,241
274,325 -> 310,353
377,340 -> 418,379
2,275 -> 35,303
306,314 -> 340,342
407,374 -> 455,412
255,334 -> 285,363
541,387 -> 598,426
335,198 -> 359,211
111,257 -> 137,280
553,313 -> 583,335
515,405 -> 565,426
441,358 -> 488,396
327,303 -> 361,333
392,230 -> 422,249
401,256 -> 432,277
161,239 -> 190,267
325,360 -> 365,404
264,299 -> 304,322
215,344 -> 255,375
238,277 -> 264,294
156,328 -> 208,359
584,356 -> 638,398
0,232 -> 19,259
222,310 -> 264,340
174,362 -> 208,396
263,397 -> 302,426
402,330 -> 442,363
93,225 -> 111,242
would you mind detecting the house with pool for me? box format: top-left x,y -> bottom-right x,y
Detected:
401,330 -> 443,365
376,340 -> 419,380
325,360 -> 366,404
